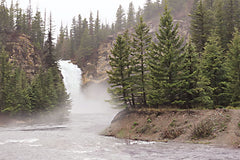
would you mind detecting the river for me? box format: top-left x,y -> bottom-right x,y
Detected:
0,60 -> 239,160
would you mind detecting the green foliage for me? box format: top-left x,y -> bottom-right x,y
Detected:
227,30 -> 240,107
127,2 -> 136,29
131,17 -> 152,106
190,0 -> 214,53
107,33 -> 131,106
177,41 -> 201,108
147,118 -> 152,123
201,32 -> 231,107
29,67 -> 69,114
107,0 -> 239,110
147,4 -> 184,107
0,1 -> 68,116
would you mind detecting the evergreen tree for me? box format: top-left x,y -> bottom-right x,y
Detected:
127,2 -> 136,29
215,0 -> 240,50
77,18 -> 92,59
132,17 -> 151,106
44,13 -> 56,68
115,5 -> 125,32
94,11 -> 100,46
0,1 -> 10,44
75,14 -> 82,48
136,7 -> 143,24
0,47 -> 12,112
178,41 -> 200,108
31,10 -> 45,49
89,12 -> 94,36
9,0 -> 14,31
227,29 -> 240,107
147,4 -> 184,107
201,32 -> 230,107
107,34 -> 131,106
190,0 -> 214,54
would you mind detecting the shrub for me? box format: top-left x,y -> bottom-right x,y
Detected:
162,128 -> 183,139
147,118 -> 152,123
191,121 -> 214,139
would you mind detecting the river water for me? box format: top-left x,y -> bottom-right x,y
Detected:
0,60 -> 240,160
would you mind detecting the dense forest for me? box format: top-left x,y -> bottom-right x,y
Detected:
107,0 -> 240,109
0,1 -> 68,116
55,0 -> 163,66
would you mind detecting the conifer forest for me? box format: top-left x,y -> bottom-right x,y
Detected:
0,0 -> 240,116
106,0 -> 240,109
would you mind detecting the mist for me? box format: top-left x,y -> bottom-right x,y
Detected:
58,60 -> 115,115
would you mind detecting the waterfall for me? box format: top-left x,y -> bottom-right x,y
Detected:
58,60 -> 113,114
58,60 -> 82,113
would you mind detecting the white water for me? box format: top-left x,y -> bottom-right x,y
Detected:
0,60 -> 239,160
58,60 -> 113,114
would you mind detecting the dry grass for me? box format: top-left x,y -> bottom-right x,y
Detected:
191,121 -> 214,139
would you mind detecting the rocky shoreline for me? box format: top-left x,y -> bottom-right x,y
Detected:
104,108 -> 240,148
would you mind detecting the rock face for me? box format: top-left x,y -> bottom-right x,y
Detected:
6,33 -> 42,79
81,41 -> 112,86
81,0 -> 193,86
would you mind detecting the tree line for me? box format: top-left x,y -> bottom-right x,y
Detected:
0,1 -> 69,116
107,1 -> 240,109
55,0 -> 162,66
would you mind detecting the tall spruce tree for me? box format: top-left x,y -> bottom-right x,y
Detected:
227,29 -> 240,107
0,47 -> 12,112
132,17 -> 151,106
201,32 -> 230,107
147,4 -> 184,107
127,2 -> 136,29
115,5 -> 125,32
190,0 -> 214,54
44,13 -> 56,68
178,41 -> 200,108
107,34 -> 130,106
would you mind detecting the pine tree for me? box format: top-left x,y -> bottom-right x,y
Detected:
201,32 -> 230,107
31,10 -> 45,49
94,11 -> 100,46
115,5 -> 125,32
107,34 -> 130,106
227,29 -> 240,107
9,0 -> 14,31
147,4 -> 184,107
0,1 -> 10,44
190,0 -> 214,54
136,7 -> 143,24
44,13 -> 56,68
0,47 -> 12,112
132,17 -> 151,106
89,12 -> 94,36
178,41 -> 200,108
127,2 -> 136,29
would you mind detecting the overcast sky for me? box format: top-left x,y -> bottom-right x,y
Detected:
7,0 -> 146,31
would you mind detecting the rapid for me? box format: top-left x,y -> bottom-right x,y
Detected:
0,60 -> 239,160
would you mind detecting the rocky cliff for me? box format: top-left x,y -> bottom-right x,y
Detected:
81,0 -> 193,86
5,33 -> 42,79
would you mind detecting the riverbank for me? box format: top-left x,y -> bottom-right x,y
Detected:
104,108 -> 240,148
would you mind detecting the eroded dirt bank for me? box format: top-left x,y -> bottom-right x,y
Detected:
104,109 -> 240,148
